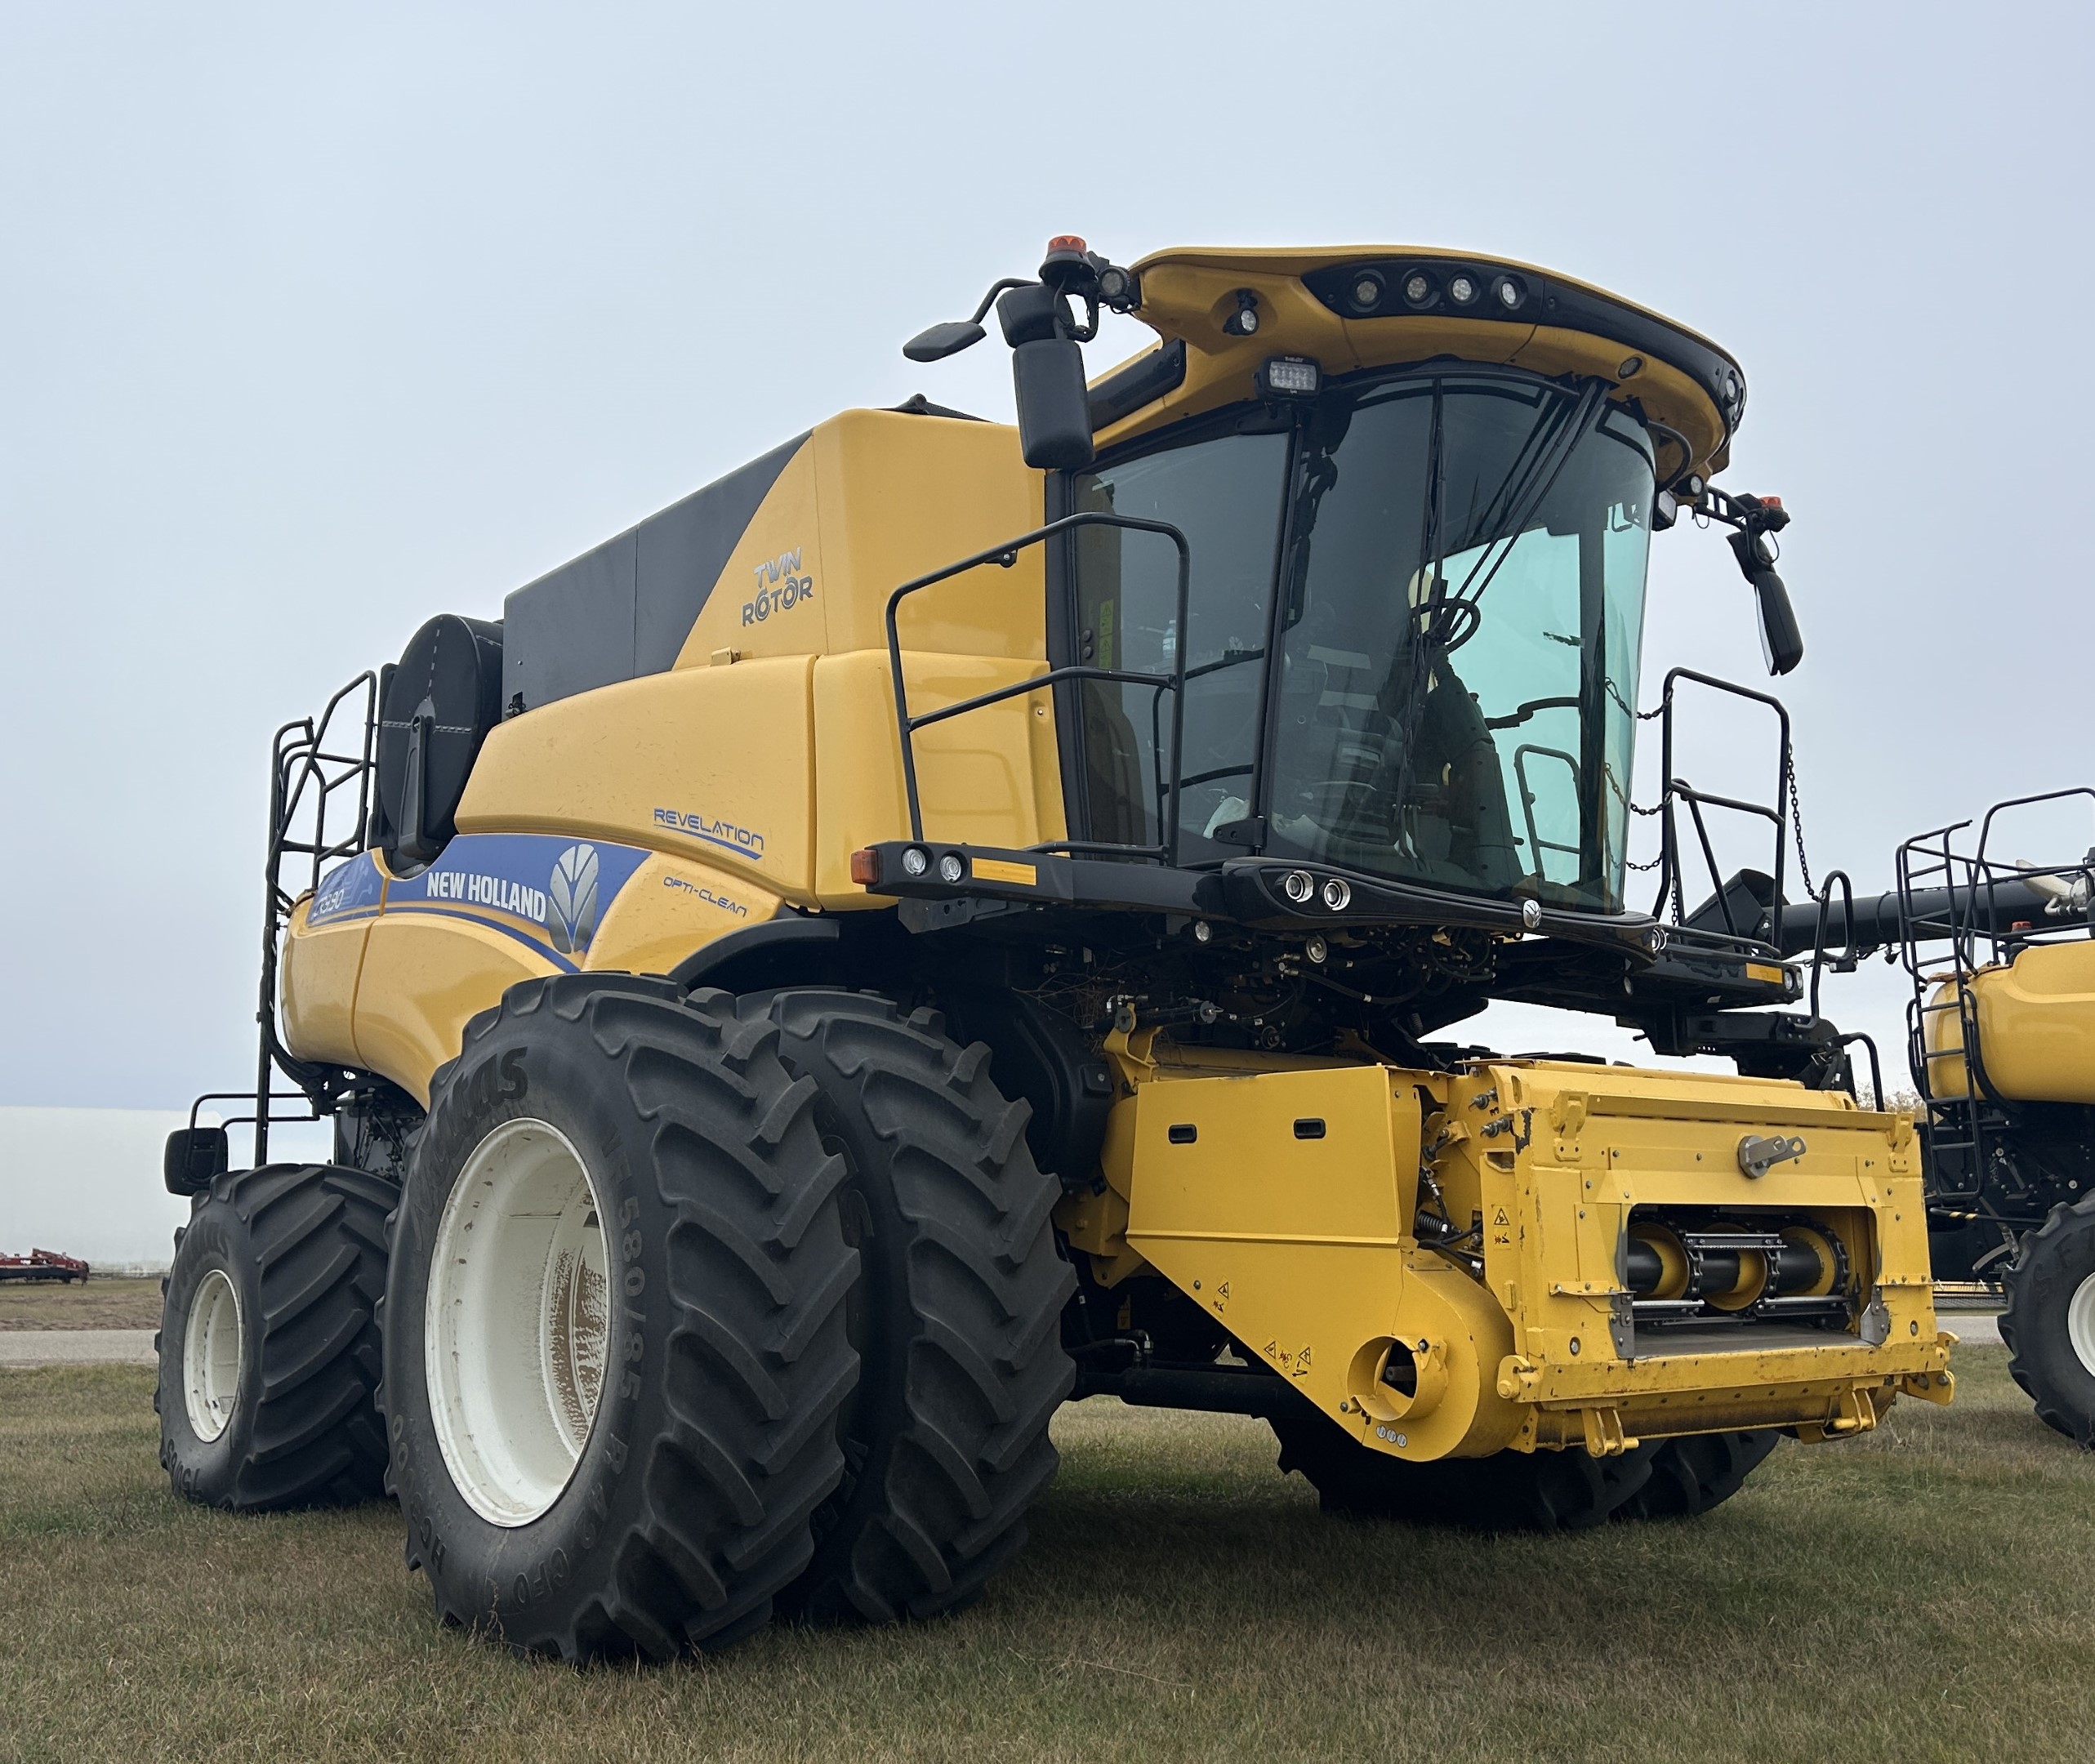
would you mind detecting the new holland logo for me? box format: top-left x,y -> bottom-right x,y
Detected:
548,842 -> 601,955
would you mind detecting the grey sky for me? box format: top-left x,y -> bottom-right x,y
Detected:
3,2 -> 2088,1107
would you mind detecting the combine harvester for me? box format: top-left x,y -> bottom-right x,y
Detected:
158,237 -> 1954,1657
1772,800 -> 2095,1446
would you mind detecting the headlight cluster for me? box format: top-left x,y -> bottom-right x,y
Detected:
890,845 -> 971,884
1340,264 -> 1527,318
1280,870 -> 1353,912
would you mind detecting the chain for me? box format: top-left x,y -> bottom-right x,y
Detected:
1785,742 -> 1815,901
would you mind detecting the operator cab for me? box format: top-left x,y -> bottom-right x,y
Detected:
867,240 -> 1822,1070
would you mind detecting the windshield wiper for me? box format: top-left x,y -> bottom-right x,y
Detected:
1445,377 -> 1610,611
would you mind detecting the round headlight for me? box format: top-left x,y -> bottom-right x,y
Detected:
1322,877 -> 1352,911
1282,870 -> 1316,904
937,853 -> 965,884
1348,271 -> 1384,313
901,846 -> 929,877
1402,270 -> 1436,308
1447,272 -> 1479,306
1491,274 -> 1524,311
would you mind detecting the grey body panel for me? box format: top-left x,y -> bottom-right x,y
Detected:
503,431 -> 809,713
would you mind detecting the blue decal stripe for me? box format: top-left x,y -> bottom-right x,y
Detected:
665,825 -> 764,860
309,905 -> 383,928
384,902 -> 580,973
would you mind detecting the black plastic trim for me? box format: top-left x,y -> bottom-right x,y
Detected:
1087,339 -> 1188,431
1300,256 -> 1746,439
668,917 -> 843,991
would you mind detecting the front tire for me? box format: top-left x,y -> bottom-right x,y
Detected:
2002,1195 -> 2095,1446
1615,1431 -> 1781,1519
381,977 -> 859,1659
1272,1410 -> 1658,1531
155,1163 -> 392,1511
751,990 -> 1076,1624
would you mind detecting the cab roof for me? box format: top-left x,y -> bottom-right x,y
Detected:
1092,244 -> 1745,483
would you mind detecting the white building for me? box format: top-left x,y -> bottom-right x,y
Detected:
2,1107 -> 209,1275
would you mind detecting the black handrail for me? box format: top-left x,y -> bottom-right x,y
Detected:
1647,667 -> 1791,942
1807,868 -> 1858,1022
250,670 -> 377,1164
884,511 -> 1193,862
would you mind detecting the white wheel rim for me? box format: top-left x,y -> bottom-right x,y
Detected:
426,1117 -> 610,1526
183,1268 -> 243,1442
2069,1272 -> 2095,1377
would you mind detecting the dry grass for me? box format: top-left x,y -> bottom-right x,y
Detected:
0,1276 -> 163,1330
2,1349 -> 2090,1763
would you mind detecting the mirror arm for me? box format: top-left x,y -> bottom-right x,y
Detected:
1696,488 -> 1803,677
968,277 -> 1034,325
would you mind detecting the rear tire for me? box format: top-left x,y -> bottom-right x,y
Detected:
155,1163 -> 392,1511
381,977 -> 859,1659
1272,1410 -> 1657,1531
750,990 -> 1076,1623
1614,1431 -> 1780,1520
2001,1196 -> 2095,1446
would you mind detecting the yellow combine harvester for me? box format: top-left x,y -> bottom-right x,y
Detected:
157,238 -> 1952,1658
1776,795 -> 2095,1443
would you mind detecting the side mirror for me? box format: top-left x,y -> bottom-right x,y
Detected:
903,320 -> 985,363
1750,567 -> 1804,676
1729,530 -> 1803,675
164,1125 -> 230,1196
1011,338 -> 1094,470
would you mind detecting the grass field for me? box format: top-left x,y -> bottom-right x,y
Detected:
0,1276 -> 163,1330
2,1349 -> 2089,1763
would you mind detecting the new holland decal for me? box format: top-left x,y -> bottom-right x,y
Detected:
301,835 -> 650,971
384,835 -> 649,966
305,834 -> 747,970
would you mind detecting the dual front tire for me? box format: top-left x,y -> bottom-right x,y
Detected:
380,978 -> 1072,1658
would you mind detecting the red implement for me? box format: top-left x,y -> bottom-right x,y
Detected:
0,1248 -> 91,1284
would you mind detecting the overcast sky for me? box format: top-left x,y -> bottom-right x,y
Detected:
3,2 -> 2090,1110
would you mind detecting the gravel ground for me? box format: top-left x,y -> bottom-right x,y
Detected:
0,1329 -> 156,1367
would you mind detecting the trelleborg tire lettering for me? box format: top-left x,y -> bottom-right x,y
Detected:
379,974 -> 859,1659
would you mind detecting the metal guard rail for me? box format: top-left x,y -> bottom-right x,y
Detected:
884,511 -> 1193,864
1648,666 -> 1792,944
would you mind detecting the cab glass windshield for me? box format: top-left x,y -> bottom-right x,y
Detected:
1069,370 -> 1655,912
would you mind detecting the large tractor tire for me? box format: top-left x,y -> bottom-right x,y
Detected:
156,1163 -> 392,1511
381,977 -> 859,1660
1614,1431 -> 1781,1520
1272,1410 -> 1660,1531
748,990 -> 1076,1623
2001,1194 -> 2095,1446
